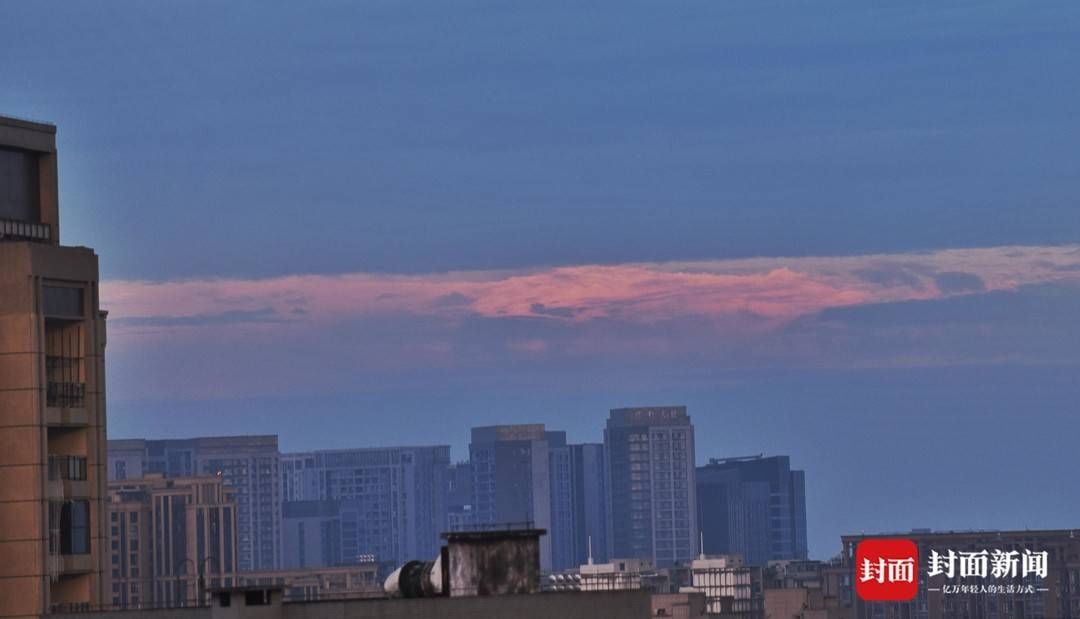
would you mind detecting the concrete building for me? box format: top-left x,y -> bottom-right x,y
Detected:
840,529 -> 1080,619
51,588 -> 661,619
762,559 -> 852,619
107,437 -> 282,572
765,587 -> 852,619
107,475 -> 239,608
604,407 -> 698,567
280,446 -> 449,569
233,565 -> 379,602
0,114 -> 109,618
468,425 -> 553,570
685,554 -> 763,618
696,455 -> 808,566
579,558 -> 654,592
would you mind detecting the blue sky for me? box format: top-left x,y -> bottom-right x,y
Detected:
3,0 -> 1079,559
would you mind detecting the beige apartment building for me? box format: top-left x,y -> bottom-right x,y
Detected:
107,475 -> 239,609
0,115 -> 109,618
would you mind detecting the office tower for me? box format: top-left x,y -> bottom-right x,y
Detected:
446,461 -> 476,532
106,436 -> 282,572
469,425 -> 553,570
106,475 -> 239,608
0,115 -> 108,618
569,443 -> 608,565
281,500 -> 342,569
280,445 -> 450,567
696,455 -> 808,566
546,432 -> 575,571
605,406 -> 698,567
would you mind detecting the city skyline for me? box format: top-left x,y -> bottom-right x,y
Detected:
5,0 -> 1080,572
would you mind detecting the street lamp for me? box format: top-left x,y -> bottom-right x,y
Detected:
198,556 -> 218,606
174,558 -> 196,607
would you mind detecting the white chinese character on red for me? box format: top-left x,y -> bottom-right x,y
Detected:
861,557 -> 915,584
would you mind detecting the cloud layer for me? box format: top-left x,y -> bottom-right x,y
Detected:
100,244 -> 1080,399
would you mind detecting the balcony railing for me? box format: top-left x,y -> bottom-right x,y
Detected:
47,381 -> 85,408
0,217 -> 51,242
49,455 -> 88,481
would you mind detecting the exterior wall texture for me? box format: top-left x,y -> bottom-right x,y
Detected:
280,445 -> 450,568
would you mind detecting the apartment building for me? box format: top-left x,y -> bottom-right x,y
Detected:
0,115 -> 109,618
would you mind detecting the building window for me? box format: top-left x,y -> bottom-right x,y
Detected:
245,590 -> 271,606
59,500 -> 90,555
43,286 -> 83,318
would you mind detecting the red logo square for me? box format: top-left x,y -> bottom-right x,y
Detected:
855,539 -> 919,602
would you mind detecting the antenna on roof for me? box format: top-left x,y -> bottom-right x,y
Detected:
587,535 -> 594,565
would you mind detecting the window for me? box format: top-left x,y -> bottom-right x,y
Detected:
0,147 -> 40,222
43,286 -> 83,318
60,501 -> 90,555
245,590 -> 271,606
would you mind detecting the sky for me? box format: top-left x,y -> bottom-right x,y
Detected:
3,0 -> 1080,560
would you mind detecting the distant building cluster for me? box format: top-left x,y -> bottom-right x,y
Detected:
97,406 -> 812,612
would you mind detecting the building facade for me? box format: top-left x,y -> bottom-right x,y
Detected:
107,436 -> 282,572
446,461 -> 476,533
0,115 -> 109,618
569,443 -> 608,566
604,406 -> 698,567
546,432 -> 576,571
280,445 -> 449,568
281,500 -> 341,569
696,455 -> 808,566
107,475 -> 239,608
687,554 -> 763,618
468,425 -> 553,570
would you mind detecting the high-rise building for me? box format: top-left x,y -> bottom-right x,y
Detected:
106,436 -> 282,572
604,406 -> 698,567
696,455 -> 808,566
547,432 -> 576,571
569,443 -> 608,565
446,461 -> 476,532
280,445 -> 450,568
0,115 -> 109,618
106,474 -> 239,608
281,500 -> 342,569
469,425 -> 553,570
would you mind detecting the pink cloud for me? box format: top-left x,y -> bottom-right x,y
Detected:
102,244 -> 1080,332
99,244 -> 1080,399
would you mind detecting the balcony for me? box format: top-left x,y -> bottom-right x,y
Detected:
0,217 -> 51,243
60,553 -> 95,575
49,455 -> 88,481
48,500 -> 91,570
49,456 -> 89,499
